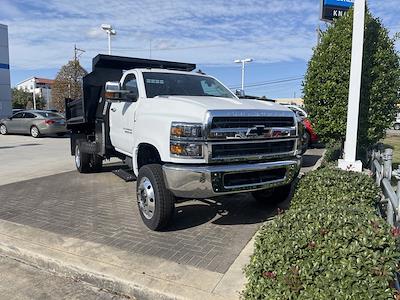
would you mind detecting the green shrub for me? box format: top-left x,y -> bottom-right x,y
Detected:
323,140 -> 342,164
303,8 -> 400,149
243,166 -> 399,299
291,167 -> 380,210
243,204 -> 399,300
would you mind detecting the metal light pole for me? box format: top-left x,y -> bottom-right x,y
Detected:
234,58 -> 253,94
32,77 -> 37,110
101,24 -> 116,55
338,0 -> 366,172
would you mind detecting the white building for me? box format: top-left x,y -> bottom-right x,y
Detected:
0,24 -> 11,119
274,98 -> 304,107
16,77 -> 54,107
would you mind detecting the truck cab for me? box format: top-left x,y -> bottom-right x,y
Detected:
66,55 -> 303,230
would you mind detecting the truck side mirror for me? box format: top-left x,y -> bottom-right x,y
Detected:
105,81 -> 128,101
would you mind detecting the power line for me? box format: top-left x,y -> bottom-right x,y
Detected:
229,76 -> 304,90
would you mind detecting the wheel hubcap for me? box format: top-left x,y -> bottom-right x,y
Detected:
0,125 -> 5,134
31,127 -> 38,137
75,146 -> 80,168
138,177 -> 155,220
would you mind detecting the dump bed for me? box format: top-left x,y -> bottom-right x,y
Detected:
65,54 -> 196,127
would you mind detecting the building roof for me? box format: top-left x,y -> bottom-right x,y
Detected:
35,78 -> 54,85
16,77 -> 54,86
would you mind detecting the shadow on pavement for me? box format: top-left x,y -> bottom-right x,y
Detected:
302,154 -> 322,168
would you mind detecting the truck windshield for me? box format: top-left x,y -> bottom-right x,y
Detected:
143,72 -> 236,99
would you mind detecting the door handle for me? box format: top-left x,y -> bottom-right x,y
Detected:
111,107 -> 117,112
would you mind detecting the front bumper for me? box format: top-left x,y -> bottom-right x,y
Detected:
163,158 -> 301,198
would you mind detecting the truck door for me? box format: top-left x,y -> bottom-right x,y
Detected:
109,73 -> 138,155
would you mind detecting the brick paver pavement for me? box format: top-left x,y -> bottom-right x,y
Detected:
0,150 -> 323,274
0,167 -> 279,273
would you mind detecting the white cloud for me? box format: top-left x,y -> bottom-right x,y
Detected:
0,0 -> 398,71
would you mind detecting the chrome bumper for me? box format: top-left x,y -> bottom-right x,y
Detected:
162,159 -> 301,199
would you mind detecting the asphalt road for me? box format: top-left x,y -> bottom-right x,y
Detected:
0,134 -> 74,185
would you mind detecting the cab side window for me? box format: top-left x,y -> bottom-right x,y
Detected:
123,74 -> 139,97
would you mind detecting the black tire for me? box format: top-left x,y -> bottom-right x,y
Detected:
394,123 -> 400,130
301,131 -> 310,154
90,154 -> 103,172
137,164 -> 175,231
0,124 -> 7,135
30,126 -> 41,138
74,142 -> 102,173
252,183 -> 293,205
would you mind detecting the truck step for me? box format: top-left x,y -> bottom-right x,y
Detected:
112,168 -> 136,182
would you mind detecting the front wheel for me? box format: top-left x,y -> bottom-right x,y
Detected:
394,123 -> 400,130
252,183 -> 293,205
0,124 -> 7,135
137,164 -> 175,231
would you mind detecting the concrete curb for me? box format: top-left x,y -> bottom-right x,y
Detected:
311,149 -> 327,171
0,220 -> 234,300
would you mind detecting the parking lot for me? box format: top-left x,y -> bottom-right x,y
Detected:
0,134 -> 324,299
0,135 -> 74,185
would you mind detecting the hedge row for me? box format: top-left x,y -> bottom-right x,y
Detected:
243,166 -> 399,300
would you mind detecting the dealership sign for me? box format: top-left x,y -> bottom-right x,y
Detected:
321,0 -> 354,22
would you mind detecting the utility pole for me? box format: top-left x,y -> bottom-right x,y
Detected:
338,0 -> 366,172
149,40 -> 152,59
74,44 -> 85,62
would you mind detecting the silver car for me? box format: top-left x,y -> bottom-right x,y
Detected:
394,113 -> 400,130
0,110 -> 68,138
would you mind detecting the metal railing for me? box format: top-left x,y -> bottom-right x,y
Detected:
370,148 -> 400,226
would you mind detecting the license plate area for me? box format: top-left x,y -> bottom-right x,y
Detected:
223,168 -> 287,189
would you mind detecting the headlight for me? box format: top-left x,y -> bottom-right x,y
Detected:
170,122 -> 203,139
170,142 -> 203,158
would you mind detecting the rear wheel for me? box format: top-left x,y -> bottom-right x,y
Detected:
137,164 -> 175,231
395,123 -> 400,130
30,126 -> 41,138
74,142 -> 102,173
252,184 -> 293,205
0,124 -> 7,135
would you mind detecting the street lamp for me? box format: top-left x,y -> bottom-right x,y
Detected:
234,58 -> 253,95
101,24 -> 116,55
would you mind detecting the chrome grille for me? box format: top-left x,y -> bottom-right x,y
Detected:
211,116 -> 295,129
212,140 -> 295,160
206,111 -> 298,162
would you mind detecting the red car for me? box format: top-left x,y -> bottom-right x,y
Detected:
302,118 -> 319,145
284,105 -> 319,151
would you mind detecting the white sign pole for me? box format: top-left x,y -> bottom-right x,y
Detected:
338,0 -> 365,172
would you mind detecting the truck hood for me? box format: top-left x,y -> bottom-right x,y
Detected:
156,95 -> 293,114
140,95 -> 295,125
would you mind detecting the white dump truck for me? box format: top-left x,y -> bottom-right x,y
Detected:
66,55 -> 303,230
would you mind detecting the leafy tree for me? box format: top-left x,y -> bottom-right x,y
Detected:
51,60 -> 87,112
11,88 -> 46,109
303,8 -> 400,151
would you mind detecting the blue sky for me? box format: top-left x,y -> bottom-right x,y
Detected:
1,0 -> 399,99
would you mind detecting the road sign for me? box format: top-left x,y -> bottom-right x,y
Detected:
321,0 -> 354,22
